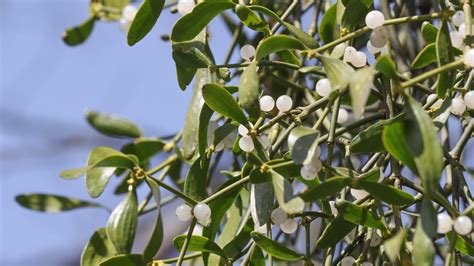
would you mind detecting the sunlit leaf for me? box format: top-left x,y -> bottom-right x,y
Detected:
81,228 -> 116,266
255,35 -> 307,60
202,83 -> 248,125
251,232 -> 304,261
127,0 -> 165,46
16,194 -> 105,213
85,111 -> 142,138
174,235 -> 227,258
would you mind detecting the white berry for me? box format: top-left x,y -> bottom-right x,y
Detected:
259,95 -> 275,112
370,27 -> 389,48
316,78 -> 332,97
239,135 -> 254,152
337,109 -> 349,124
176,204 -> 193,222
328,200 -> 338,216
454,215 -> 473,235
352,51 -> 367,68
361,262 -> 373,266
465,49 -> 474,67
240,44 -> 256,61
365,10 -> 385,29
118,18 -> 131,32
177,0 -> 195,15
276,95 -> 293,112
280,218 -> 298,234
427,94 -> 443,109
451,97 -> 466,115
459,23 -> 474,38
450,31 -> 464,49
300,162 -> 321,180
464,91 -> 474,109
351,189 -> 369,200
122,5 -> 137,22
367,40 -> 383,54
271,208 -> 288,225
341,256 -> 356,266
452,11 -> 465,27
437,213 -> 453,234
238,124 -> 249,136
258,134 -> 270,149
193,203 -> 211,223
343,46 -> 357,63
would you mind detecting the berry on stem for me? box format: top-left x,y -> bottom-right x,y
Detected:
176,204 -> 193,222
177,0 -> 195,15
464,49 -> 474,67
451,98 -> 466,115
259,95 -> 275,112
280,218 -> 298,234
193,203 -> 211,223
271,208 -> 288,225
437,213 -> 453,234
453,215 -> 472,235
316,78 -> 332,97
239,136 -> 254,152
365,10 -> 385,29
464,91 -> 474,109
240,44 -> 256,61
276,95 -> 293,112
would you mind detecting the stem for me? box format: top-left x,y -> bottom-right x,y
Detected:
399,59 -> 464,90
271,0 -> 300,34
202,176 -> 250,204
177,219 -> 197,266
147,174 -> 198,205
449,119 -> 474,160
146,154 -> 178,175
159,252 -> 201,264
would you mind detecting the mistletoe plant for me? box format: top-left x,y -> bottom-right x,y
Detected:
16,0 -> 474,265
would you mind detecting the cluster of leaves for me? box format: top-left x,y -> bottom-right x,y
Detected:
17,0 -> 474,266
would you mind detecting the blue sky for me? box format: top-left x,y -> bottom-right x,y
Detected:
0,0 -> 234,264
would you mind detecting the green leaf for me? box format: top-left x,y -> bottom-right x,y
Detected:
171,1 -> 236,42
86,146 -> 137,198
250,182 -> 274,226
106,189 -> 138,254
213,123 -> 238,146
81,228 -> 116,266
357,181 -> 415,205
182,68 -> 216,160
223,219 -> 253,260
436,20 -> 455,98
239,61 -> 260,119
250,232 -> 304,261
404,95 -> 444,196
255,35 -> 307,60
341,0 -> 373,31
335,200 -> 386,230
375,55 -> 399,80
174,235 -> 227,258
62,16 -> 96,46
383,229 -> 407,263
121,138 -> 165,163
412,43 -> 437,69
301,176 -> 351,202
349,67 -> 375,119
143,177 -> 163,261
127,0 -> 164,46
316,216 -> 356,248
382,121 -> 417,173
320,56 -> 354,90
184,157 -> 209,201
420,198 -> 438,238
99,254 -> 144,266
202,83 -> 248,125
413,220 -> 435,266
85,111 -> 142,138
350,116 -> 400,153
248,5 -> 319,49
94,0 -> 129,21
287,126 -> 319,165
235,4 -> 269,33
421,22 -> 438,44
249,246 -> 265,266
320,4 -> 338,44
60,168 -> 88,180
16,194 -> 104,213
447,232 -> 474,256
270,170 -> 304,214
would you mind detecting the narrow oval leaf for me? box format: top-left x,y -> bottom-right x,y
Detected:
16,194 -> 104,213
320,4 -> 338,43
288,126 -> 319,165
235,4 -> 269,33
250,182 -> 274,226
184,157 -> 209,201
270,170 -> 304,214
341,0 -> 373,31
316,216 -> 356,248
421,22 -> 438,44
349,67 -> 375,119
127,0 -> 165,46
143,177 -> 163,261
413,221 -> 435,266
173,235 -> 227,258
255,35 -> 307,60
350,116 -> 401,153
60,167 -> 87,180
85,111 -> 142,138
202,83 -> 248,125
435,20 -> 455,98
121,138 -> 165,163
447,232 -> 474,256
412,43 -> 437,69
171,1 -> 236,42
335,200 -> 386,230
301,176 -> 352,202
81,228 -> 116,266
99,254 -> 144,266
239,61 -> 260,119
375,55 -> 399,80
320,56 -> 354,90
382,121 -> 418,173
251,232 -> 304,261
357,180 -> 415,205
62,16 -> 96,46
106,189 -> 138,254
383,229 -> 407,263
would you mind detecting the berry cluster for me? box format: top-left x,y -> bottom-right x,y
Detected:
175,202 -> 212,226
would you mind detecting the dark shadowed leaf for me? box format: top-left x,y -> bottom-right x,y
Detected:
250,182 -> 274,226
85,111 -> 142,138
375,55 -> 399,80
127,0 -> 165,46
184,157 -> 209,201
106,189 -> 138,254
174,235 -> 227,258
99,254 -> 144,266
350,116 -> 400,153
316,216 -> 356,248
341,0 -> 373,31
358,180 -> 415,205
421,22 -> 438,44
62,16 -> 96,46
435,20 -> 455,98
251,232 -> 304,261
335,200 -> 386,230
171,1 -> 236,42
320,4 -> 338,43
16,194 -> 105,213
202,83 -> 248,125
81,228 -> 116,266
301,176 -> 351,202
